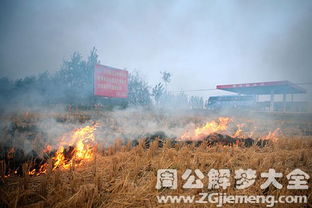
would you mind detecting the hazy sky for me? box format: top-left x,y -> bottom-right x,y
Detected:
0,0 -> 312,97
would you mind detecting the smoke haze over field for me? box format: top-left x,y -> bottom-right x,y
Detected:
0,0 -> 312,98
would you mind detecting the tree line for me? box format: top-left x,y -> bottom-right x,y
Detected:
0,48 -> 204,110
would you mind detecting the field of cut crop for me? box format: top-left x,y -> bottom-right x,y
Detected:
0,110 -> 311,208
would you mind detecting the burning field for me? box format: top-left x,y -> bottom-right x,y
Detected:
0,110 -> 311,208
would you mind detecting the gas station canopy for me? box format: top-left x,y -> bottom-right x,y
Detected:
216,81 -> 306,95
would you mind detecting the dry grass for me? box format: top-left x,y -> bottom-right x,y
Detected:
1,137 -> 311,208
1,111 -> 312,208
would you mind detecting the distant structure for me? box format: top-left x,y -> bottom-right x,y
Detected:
214,81 -> 306,112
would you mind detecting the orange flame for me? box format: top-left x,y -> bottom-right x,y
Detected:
29,124 -> 97,175
180,117 -> 231,141
53,125 -> 96,170
179,117 -> 280,142
260,128 -> 281,142
233,124 -> 244,138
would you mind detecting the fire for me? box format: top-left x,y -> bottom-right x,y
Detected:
29,124 -> 97,175
5,117 -> 281,177
233,124 -> 244,138
179,117 -> 280,143
180,117 -> 231,140
53,125 -> 96,170
260,128 -> 281,142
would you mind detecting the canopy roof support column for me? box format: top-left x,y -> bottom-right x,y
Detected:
283,93 -> 287,112
270,91 -> 274,112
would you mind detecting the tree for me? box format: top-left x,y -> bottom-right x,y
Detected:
161,71 -> 171,83
161,71 -> 171,90
54,48 -> 99,104
152,82 -> 165,105
128,72 -> 151,106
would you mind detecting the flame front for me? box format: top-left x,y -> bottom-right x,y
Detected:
30,124 -> 96,175
20,118 -> 280,176
180,117 -> 231,141
179,117 -> 280,142
53,125 -> 96,170
260,128 -> 281,142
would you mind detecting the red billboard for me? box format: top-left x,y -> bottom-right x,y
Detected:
94,64 -> 128,98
